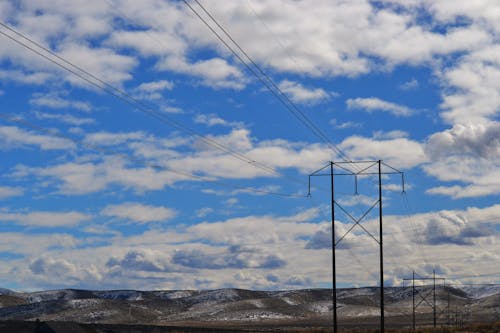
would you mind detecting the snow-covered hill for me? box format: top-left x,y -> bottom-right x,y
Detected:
0,286 -> 498,328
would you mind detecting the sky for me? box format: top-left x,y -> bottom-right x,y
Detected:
0,0 -> 499,292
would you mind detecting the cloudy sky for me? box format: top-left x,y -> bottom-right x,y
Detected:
0,0 -> 499,291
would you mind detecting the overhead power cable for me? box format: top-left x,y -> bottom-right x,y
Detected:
0,112 -> 307,198
0,20 -> 311,190
245,0 -> 306,74
183,0 -> 353,163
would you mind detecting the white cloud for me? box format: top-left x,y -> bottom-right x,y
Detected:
373,130 -> 409,140
225,198 -> 238,207
135,80 -> 174,92
1,0 -> 495,99
20,157 -> 192,195
158,56 -> 246,90
195,207 -> 213,218
278,80 -> 331,104
0,186 -> 23,199
194,113 -> 242,128
106,250 -> 177,273
423,123 -> 500,198
84,131 -> 145,146
330,119 -> 362,130
426,122 -> 500,160
0,203 -> 497,290
439,45 -> 500,124
107,29 -> 186,57
0,69 -> 53,84
346,97 -> 413,116
30,93 -> 92,112
186,208 -> 322,246
28,256 -> 102,285
0,125 -> 75,150
399,78 -> 419,90
34,111 -> 95,125
0,210 -> 91,227
132,80 -> 174,100
0,232 -> 77,255
422,0 -> 500,34
340,135 -> 427,169
424,157 -> 500,198
102,202 -> 176,223
58,43 -> 137,86
173,245 -> 286,270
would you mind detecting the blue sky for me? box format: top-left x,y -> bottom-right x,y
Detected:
0,0 -> 499,291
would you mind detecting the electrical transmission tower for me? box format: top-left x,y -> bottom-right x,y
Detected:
403,270 -> 446,331
308,160 -> 404,333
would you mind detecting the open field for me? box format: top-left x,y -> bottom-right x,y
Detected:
0,320 -> 499,333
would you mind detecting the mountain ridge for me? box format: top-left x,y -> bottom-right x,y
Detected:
0,286 -> 498,328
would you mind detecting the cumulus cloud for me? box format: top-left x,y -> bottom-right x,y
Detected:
18,157 -> 192,195
84,131 -> 145,146
30,93 -> 92,112
34,111 -> 95,125
186,209 -> 321,246
339,135 -> 427,169
346,97 -> 413,116
133,80 -> 174,100
424,159 -> 500,198
195,207 -> 213,218
194,113 -> 242,128
0,210 -> 91,227
0,232 -> 77,255
424,211 -> 490,245
0,186 -> 23,199
330,119 -> 362,130
278,80 -> 331,104
106,250 -> 175,272
135,80 -> 174,92
423,123 -> 500,198
399,78 -> 419,90
29,257 -> 101,284
0,125 -> 75,150
426,122 -> 500,159
173,245 -> 286,270
372,130 -> 409,140
439,45 -> 500,124
2,0 -> 500,291
102,202 -> 176,223
1,204 -> 498,290
58,43 -> 137,86
305,222 -> 367,250
3,0 -> 491,91
0,69 -> 52,85
285,275 -> 312,286
158,56 -> 246,90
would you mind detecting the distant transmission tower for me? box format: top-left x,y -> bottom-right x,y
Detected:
308,160 -> 404,333
403,270 -> 446,331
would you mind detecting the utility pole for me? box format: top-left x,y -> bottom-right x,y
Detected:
412,271 -> 416,331
448,287 -> 451,326
378,161 -> 384,331
330,162 -> 337,333
309,160 -> 404,333
433,270 -> 437,328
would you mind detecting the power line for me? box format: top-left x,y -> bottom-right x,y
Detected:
0,112 -> 306,198
401,192 -> 430,266
0,20 -> 310,190
445,272 -> 500,280
244,0 -> 306,74
183,0 -> 353,163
